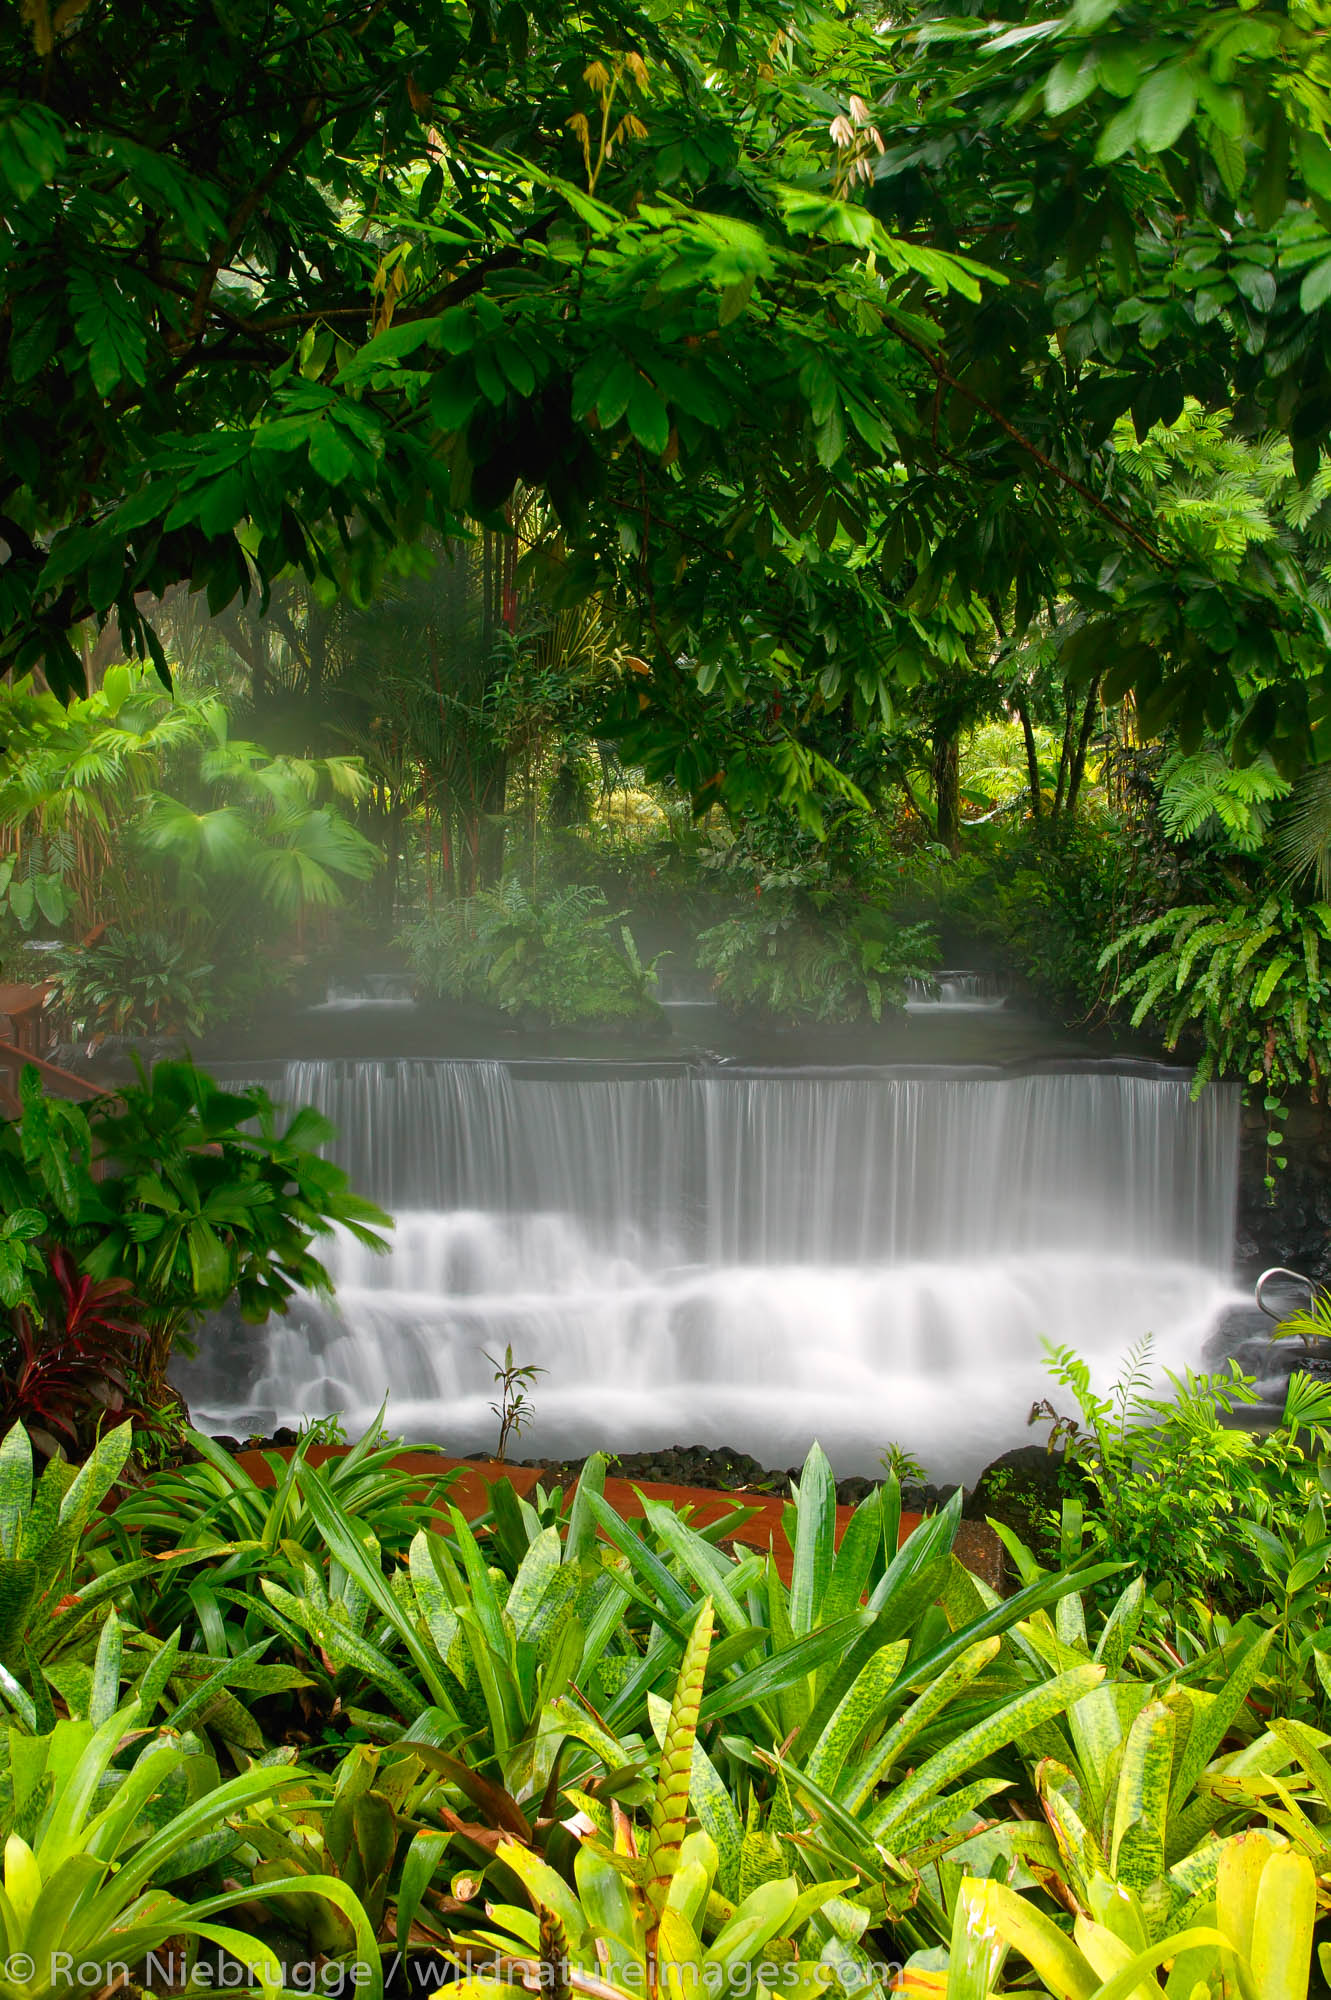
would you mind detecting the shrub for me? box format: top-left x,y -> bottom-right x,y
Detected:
12,1419 -> 1331,1992
47,929 -> 216,1043
399,881 -> 664,1024
0,1248 -> 147,1459
1101,891 -> 1331,1098
696,886 -> 938,1022
1041,1337 -> 1331,1613
0,1060 -> 391,1397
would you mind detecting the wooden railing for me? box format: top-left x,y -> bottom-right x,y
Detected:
0,1040 -> 107,1118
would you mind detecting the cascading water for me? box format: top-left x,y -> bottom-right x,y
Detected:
307,972 -> 418,1014
906,971 -> 1010,1011
178,1056 -> 1242,1479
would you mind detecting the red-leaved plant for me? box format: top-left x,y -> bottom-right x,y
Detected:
0,1248 -> 147,1457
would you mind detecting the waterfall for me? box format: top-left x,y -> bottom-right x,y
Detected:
179,1057 -> 1242,1479
906,971 -> 1010,1011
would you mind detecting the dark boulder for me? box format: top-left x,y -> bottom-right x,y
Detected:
966,1443 -> 1086,1563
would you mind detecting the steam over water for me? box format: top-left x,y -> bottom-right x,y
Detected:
183,1057 -> 1242,1478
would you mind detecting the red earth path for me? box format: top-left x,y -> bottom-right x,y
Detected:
238,1447 -> 1005,1590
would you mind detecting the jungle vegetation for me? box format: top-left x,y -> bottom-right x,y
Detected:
2,1 -> 1331,1991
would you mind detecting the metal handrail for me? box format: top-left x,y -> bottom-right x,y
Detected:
1256,1266 -> 1323,1321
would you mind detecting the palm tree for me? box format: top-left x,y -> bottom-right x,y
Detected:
0,670 -> 378,960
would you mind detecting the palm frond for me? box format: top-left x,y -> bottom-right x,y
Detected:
1274,766 -> 1331,898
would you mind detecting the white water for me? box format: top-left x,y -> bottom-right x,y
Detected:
906,971 -> 1010,1012
306,973 -> 418,1015
182,1058 -> 1241,1479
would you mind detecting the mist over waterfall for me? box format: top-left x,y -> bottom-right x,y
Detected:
182,1057 -> 1242,1479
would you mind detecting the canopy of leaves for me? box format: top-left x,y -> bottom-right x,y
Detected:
3,0 -> 1331,804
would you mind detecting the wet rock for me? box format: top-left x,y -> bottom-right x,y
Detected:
953,1519 -> 1007,1594
1237,1101 -> 1331,1286
966,1443 -> 1085,1570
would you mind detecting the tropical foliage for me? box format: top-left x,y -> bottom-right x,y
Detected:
5,0 -> 1331,1065
6,0 -> 1331,811
46,931 -> 218,1046
1102,895 -> 1331,1098
401,882 -> 664,1026
696,884 -> 939,1025
0,1062 -> 390,1423
7,1 -> 1331,1980
0,669 -> 376,1039
0,1408 -> 1322,2000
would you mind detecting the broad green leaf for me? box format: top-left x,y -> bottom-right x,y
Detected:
788,1442 -> 836,1638
1110,1699 -> 1174,1896
1134,67 -> 1197,153
871,1664 -> 1106,1840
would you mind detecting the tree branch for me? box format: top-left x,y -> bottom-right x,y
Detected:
177,98 -> 327,347
888,317 -> 1168,568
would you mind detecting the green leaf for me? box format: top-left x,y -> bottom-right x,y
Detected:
308,420 -> 358,484
596,360 -> 639,429
870,1663 -> 1106,1839
788,1442 -> 836,1638
0,1427 -> 33,1560
1252,955 -> 1292,1007
627,376 -> 670,456
429,362 -> 478,432
650,1597 -> 714,1914
983,1880 -> 1097,1999
67,266 -> 148,395
1287,1541 -> 1331,1594
1134,68 -> 1198,153
698,1614 -> 870,1725
1300,257 -> 1331,314
1096,100 -> 1142,164
1045,52 -> 1098,115
1110,1699 -> 1174,1894
718,275 -> 755,325
805,1642 -> 908,1793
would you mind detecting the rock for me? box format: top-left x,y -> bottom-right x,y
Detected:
953,1519 -> 1006,1594
966,1443 -> 1085,1567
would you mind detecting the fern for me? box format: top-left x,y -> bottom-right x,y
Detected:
695,891 -> 938,1024
1103,893 -> 1331,1103
1160,752 -> 1287,856
398,883 -> 664,1025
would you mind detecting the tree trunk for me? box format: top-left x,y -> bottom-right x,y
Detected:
476,748 -> 507,887
381,791 -> 401,920
527,744 -> 539,894
932,734 -> 960,854
435,772 -> 454,897
1064,677 -> 1101,821
1052,689 -> 1076,818
420,763 -> 435,911
1014,694 -> 1042,818
305,601 -> 330,701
